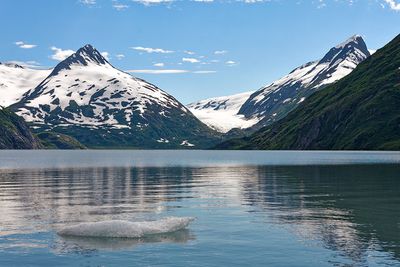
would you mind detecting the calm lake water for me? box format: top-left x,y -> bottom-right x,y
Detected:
0,150 -> 399,267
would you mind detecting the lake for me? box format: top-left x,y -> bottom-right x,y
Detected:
0,150 -> 399,266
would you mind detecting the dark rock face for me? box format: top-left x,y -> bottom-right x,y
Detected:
0,108 -> 42,149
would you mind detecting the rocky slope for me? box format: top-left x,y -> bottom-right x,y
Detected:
0,108 -> 42,149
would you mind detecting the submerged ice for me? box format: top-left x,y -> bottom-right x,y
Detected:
58,217 -> 195,238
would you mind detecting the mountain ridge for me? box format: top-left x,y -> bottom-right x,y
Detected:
188,35 -> 370,133
216,34 -> 400,150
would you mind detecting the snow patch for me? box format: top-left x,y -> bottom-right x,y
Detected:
180,140 -> 195,147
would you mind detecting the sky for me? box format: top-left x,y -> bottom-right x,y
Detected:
1,0 -> 400,104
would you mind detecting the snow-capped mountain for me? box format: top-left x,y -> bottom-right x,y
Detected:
238,35 -> 370,126
12,45 -> 220,148
187,91 -> 258,133
187,35 -> 370,132
0,62 -> 50,107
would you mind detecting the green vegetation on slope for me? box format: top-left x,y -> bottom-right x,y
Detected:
37,132 -> 86,149
217,34 -> 400,150
0,108 -> 42,149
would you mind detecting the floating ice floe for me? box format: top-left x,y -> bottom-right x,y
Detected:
58,217 -> 195,238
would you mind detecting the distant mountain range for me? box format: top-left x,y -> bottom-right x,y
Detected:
1,34 -> 399,150
188,35 -> 370,132
10,45 -> 221,149
216,34 -> 400,150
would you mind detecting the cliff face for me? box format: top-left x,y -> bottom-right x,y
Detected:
0,108 -> 42,149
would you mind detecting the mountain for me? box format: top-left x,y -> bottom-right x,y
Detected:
0,62 -> 51,107
11,45 -> 220,149
0,107 -> 42,149
188,35 -> 370,133
216,34 -> 400,150
238,35 -> 370,128
187,91 -> 258,133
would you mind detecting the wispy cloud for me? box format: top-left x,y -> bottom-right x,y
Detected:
153,62 -> 165,67
50,46 -> 75,61
182,57 -> 200,63
225,60 -> 237,66
131,46 -> 174,53
15,41 -> 37,49
214,50 -> 227,55
101,51 -> 110,60
112,0 -> 129,10
126,69 -> 216,74
80,0 -> 96,6
127,69 -> 188,74
132,0 -> 174,5
116,54 -> 125,60
384,0 -> 400,10
193,70 -> 217,74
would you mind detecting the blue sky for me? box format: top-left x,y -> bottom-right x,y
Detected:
1,0 -> 400,104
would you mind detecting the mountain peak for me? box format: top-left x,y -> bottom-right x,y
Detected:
318,35 -> 370,65
335,34 -> 365,49
76,44 -> 97,56
51,44 -> 110,75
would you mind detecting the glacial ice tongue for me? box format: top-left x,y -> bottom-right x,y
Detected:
57,217 -> 195,238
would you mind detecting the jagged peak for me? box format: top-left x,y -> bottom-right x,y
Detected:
50,44 -> 111,75
318,35 -> 370,65
335,34 -> 364,49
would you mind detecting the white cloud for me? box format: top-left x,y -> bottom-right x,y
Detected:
182,57 -> 200,63
153,62 -> 165,67
193,70 -> 217,74
50,46 -> 75,61
116,54 -> 125,60
214,50 -> 227,55
384,0 -> 400,10
126,69 -> 188,74
15,41 -> 37,49
126,69 -> 215,74
132,0 -> 174,5
80,0 -> 96,5
184,50 -> 195,55
131,46 -> 174,53
113,0 -> 129,10
226,60 -> 237,66
101,51 -> 110,60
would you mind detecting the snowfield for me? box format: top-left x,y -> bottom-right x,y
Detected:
187,91 -> 259,133
0,63 -> 51,107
